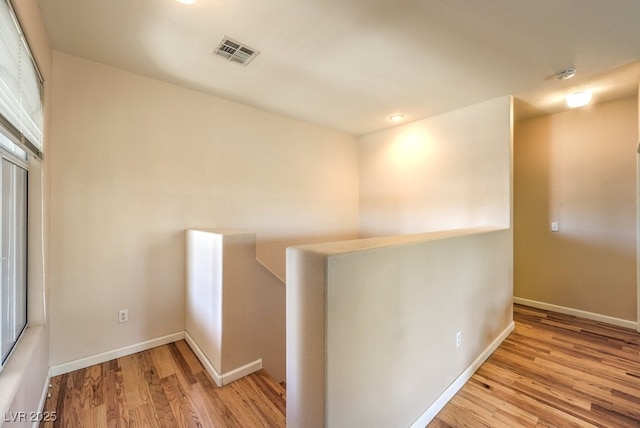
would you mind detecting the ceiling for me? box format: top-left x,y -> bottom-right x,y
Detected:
38,0 -> 640,136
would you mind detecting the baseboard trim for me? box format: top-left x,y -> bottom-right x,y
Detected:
184,332 -> 223,386
513,297 -> 637,330
50,332 -> 185,377
409,320 -> 515,428
184,331 -> 262,387
34,368 -> 52,428
221,359 -> 263,385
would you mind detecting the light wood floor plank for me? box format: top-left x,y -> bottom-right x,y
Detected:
147,346 -> 176,380
41,340 -> 285,428
102,361 -> 128,428
173,340 -> 204,376
428,304 -> 640,427
42,304 -> 639,427
119,353 -> 151,410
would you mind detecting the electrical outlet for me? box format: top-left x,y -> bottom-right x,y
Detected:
456,331 -> 462,348
118,309 -> 128,323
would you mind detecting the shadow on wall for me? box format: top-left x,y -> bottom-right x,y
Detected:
514,98 -> 638,321
143,231 -> 187,338
514,118 -> 551,302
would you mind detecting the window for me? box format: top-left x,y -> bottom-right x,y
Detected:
0,134 -> 26,366
0,0 -> 42,372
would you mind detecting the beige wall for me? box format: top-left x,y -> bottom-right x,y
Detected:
287,228 -> 513,427
514,96 -> 638,321
287,96 -> 515,426
358,96 -> 512,237
48,51 -> 359,367
186,229 -> 286,383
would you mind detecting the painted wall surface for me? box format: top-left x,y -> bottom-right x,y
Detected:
186,229 -> 286,383
637,88 -> 640,331
514,97 -> 637,321
358,96 -> 512,237
48,51 -> 359,367
1,0 -> 51,424
286,228 -> 513,427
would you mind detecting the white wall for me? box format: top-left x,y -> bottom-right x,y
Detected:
48,51 -> 359,368
359,96 -> 512,237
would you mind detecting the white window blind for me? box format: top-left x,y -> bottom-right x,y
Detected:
0,0 -> 43,159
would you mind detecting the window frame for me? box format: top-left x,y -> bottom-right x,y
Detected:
0,136 -> 28,372
0,0 -> 41,372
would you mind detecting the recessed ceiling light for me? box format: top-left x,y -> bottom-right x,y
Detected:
389,114 -> 405,122
566,90 -> 592,108
176,0 -> 196,4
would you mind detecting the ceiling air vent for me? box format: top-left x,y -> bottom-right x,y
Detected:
213,37 -> 260,66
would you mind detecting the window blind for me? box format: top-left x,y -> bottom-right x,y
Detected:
0,0 -> 43,159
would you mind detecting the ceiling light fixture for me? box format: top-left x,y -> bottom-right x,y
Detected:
389,114 -> 405,122
554,68 -> 577,80
176,0 -> 196,4
565,90 -> 592,108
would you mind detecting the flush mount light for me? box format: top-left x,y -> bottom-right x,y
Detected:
176,0 -> 196,4
565,90 -> 592,108
389,114 -> 405,122
554,68 -> 577,80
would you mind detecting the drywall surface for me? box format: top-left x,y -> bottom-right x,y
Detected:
514,96 -> 637,321
186,230 -> 224,374
186,229 -> 286,383
359,96 -> 512,237
47,51 -> 359,367
287,228 -> 513,427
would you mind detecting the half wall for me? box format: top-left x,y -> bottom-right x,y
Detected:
286,227 -> 513,427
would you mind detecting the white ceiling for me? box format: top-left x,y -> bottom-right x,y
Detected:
38,0 -> 640,136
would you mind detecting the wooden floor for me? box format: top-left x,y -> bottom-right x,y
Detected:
429,304 -> 640,427
40,340 -> 285,427
42,304 -> 640,427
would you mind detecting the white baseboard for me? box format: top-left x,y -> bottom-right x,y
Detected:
50,332 -> 185,377
184,331 -> 262,387
409,320 -> 515,428
221,359 -> 263,385
513,297 -> 637,330
33,368 -> 52,428
184,332 -> 223,386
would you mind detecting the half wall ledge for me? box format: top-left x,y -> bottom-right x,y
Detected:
286,226 -> 514,427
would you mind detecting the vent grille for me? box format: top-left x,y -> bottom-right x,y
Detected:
213,37 -> 260,66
